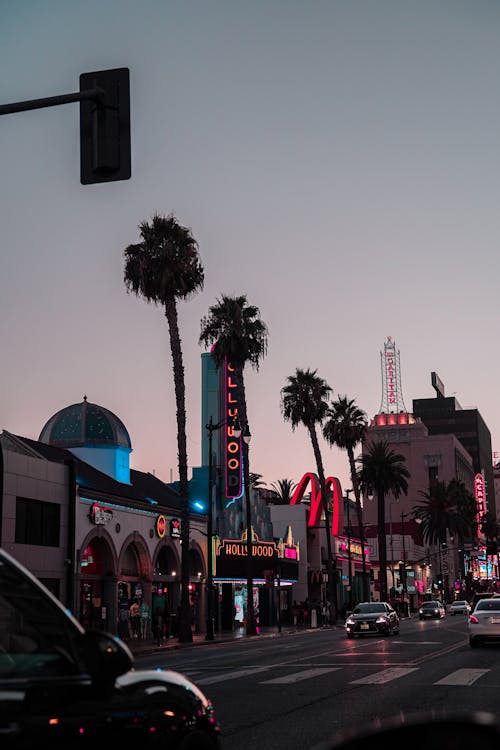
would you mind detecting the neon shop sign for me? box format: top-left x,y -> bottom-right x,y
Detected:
474,473 -> 487,539
290,472 -> 343,536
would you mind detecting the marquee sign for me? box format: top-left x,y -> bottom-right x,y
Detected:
224,359 -> 243,503
290,472 -> 343,537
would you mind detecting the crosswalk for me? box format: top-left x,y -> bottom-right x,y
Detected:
183,664 -> 498,688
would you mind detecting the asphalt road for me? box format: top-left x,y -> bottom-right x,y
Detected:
135,614 -> 500,750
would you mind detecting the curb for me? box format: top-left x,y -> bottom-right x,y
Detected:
127,625 -> 339,657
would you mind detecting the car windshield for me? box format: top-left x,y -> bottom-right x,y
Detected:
353,604 -> 386,614
476,601 -> 500,612
0,555 -> 83,679
452,601 -> 467,606
422,603 -> 440,608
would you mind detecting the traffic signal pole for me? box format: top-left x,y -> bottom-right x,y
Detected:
0,68 -> 130,184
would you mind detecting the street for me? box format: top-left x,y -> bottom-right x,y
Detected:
135,615 -> 500,749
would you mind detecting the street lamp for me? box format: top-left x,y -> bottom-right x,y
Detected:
234,419 -> 257,636
205,416 -> 224,640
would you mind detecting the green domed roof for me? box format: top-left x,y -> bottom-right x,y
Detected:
39,397 -> 131,449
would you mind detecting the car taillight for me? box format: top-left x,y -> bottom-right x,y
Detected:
469,615 -> 479,624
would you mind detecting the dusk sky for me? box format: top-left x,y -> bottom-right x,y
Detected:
1,1 -> 500,494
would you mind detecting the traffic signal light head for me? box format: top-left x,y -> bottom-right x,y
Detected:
80,67 -> 131,184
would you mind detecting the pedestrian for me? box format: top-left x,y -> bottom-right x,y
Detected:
139,600 -> 150,640
129,600 -> 140,638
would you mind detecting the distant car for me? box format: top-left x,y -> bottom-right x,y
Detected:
0,547 -> 221,749
449,600 -> 471,616
469,598 -> 500,647
345,602 -> 399,638
418,601 -> 446,620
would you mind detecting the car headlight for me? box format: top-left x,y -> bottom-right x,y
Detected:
434,609 -> 439,613
419,608 -> 423,614
376,616 -> 388,623
345,617 -> 355,626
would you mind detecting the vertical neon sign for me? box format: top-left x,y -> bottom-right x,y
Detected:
474,473 -> 486,540
225,359 -> 242,501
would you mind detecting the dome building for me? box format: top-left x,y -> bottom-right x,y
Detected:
39,396 -> 132,484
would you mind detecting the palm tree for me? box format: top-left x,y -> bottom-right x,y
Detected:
323,396 -> 369,600
124,212 -> 204,643
280,368 -> 336,620
269,478 -> 298,505
199,294 -> 268,636
358,440 -> 409,603
413,480 -> 474,546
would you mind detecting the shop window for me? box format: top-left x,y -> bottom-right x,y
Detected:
15,497 -> 60,547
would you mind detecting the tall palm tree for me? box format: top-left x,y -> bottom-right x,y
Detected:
124,212 -> 204,643
358,441 -> 409,603
280,368 -> 336,620
413,480 -> 474,546
323,396 -> 369,599
269,478 -> 298,505
199,294 -> 268,636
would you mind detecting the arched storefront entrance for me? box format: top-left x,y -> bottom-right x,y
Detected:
189,545 -> 205,634
152,543 -> 180,638
79,532 -> 116,632
117,535 -> 151,639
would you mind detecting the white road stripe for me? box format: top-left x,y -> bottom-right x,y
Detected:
351,667 -> 418,685
260,667 -> 341,684
195,666 -> 270,685
435,669 -> 489,686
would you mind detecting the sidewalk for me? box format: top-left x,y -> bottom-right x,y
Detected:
125,623 -> 334,657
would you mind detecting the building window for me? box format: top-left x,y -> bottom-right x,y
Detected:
428,466 -> 439,484
15,497 -> 60,547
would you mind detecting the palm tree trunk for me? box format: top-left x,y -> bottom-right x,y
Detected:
164,299 -> 192,643
347,446 -> 369,601
309,424 -> 337,623
234,369 -> 257,636
377,487 -> 388,602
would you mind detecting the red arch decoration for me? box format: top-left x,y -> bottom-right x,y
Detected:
290,472 -> 343,536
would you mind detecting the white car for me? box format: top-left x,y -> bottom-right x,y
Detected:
469,598 -> 500,647
449,600 -> 471,616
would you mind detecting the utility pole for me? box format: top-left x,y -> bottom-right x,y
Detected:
205,416 -> 224,640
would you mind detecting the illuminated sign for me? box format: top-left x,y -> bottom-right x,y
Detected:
89,502 -> 113,525
156,514 -> 167,539
219,537 -> 277,559
170,518 -> 181,539
284,547 -> 297,560
335,536 -> 370,562
224,358 -> 243,501
290,472 -> 343,537
475,473 -> 487,539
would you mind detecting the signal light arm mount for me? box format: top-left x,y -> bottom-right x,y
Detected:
0,86 -> 105,115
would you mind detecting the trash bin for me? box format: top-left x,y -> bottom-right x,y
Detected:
311,608 -> 317,628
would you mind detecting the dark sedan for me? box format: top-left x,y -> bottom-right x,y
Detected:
345,602 -> 400,638
0,547 -> 220,749
418,601 -> 446,620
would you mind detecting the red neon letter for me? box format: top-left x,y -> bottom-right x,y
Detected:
290,472 -> 343,537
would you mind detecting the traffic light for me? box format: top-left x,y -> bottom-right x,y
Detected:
80,67 -> 131,184
437,575 -> 443,588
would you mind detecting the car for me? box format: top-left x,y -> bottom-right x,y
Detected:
449,600 -> 471,616
469,598 -> 500,647
470,592 -> 500,611
418,601 -> 446,619
0,547 -> 221,749
345,602 -> 399,638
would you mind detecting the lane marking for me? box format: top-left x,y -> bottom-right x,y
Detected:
260,667 -> 341,684
392,641 -> 440,645
195,666 -> 270,685
350,667 -> 418,685
435,668 -> 490,686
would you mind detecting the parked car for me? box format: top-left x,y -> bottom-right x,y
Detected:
345,602 -> 399,638
418,601 -> 446,619
469,598 -> 500,647
449,600 -> 471,616
0,547 -> 220,749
